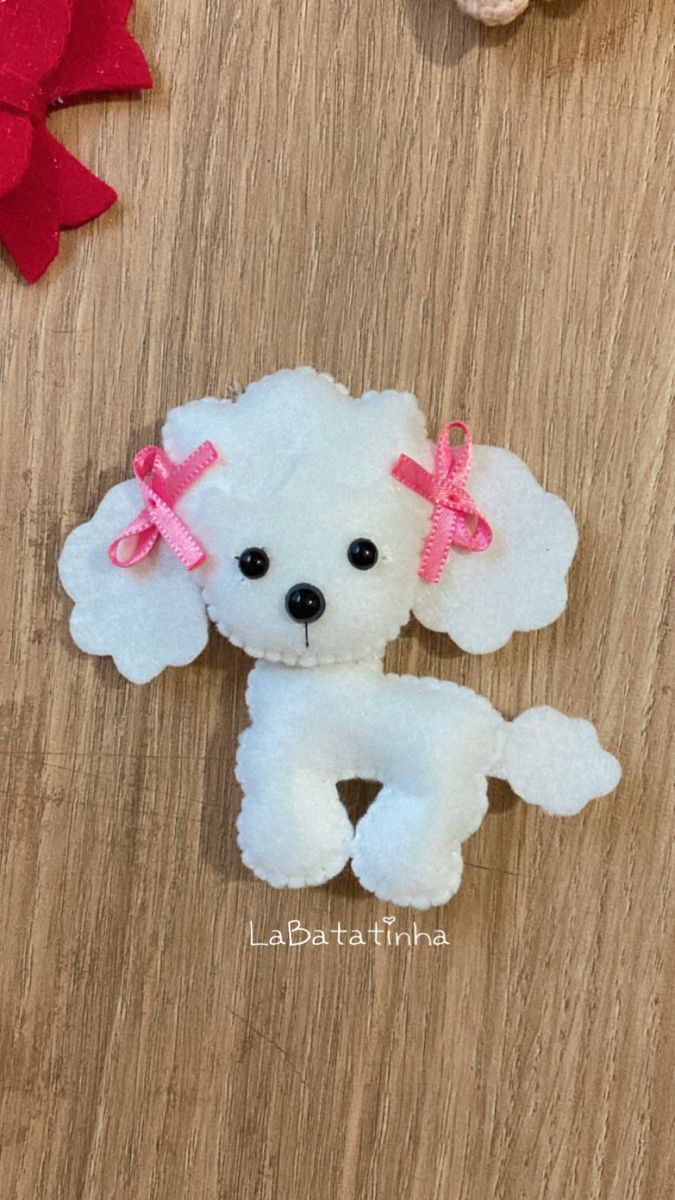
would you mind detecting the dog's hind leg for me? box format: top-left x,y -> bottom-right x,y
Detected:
351,786 -> 467,909
350,675 -> 505,909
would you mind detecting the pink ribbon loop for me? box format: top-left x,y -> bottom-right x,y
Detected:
108,441 -> 218,571
391,421 -> 492,583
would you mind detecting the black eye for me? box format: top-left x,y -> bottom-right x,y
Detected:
347,539 -> 378,570
238,547 -> 269,579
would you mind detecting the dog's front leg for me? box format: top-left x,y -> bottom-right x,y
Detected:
235,667 -> 354,889
236,731 -> 353,888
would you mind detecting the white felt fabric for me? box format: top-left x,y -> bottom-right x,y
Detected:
162,369 -> 431,667
497,707 -> 622,815
59,368 -> 579,678
58,367 -> 621,908
236,660 -> 505,908
412,446 -> 578,653
58,480 -> 209,684
162,368 -> 431,495
236,661 -> 620,907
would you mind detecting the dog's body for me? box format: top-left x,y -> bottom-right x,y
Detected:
237,659 -> 618,907
60,368 -> 621,908
237,660 -> 501,907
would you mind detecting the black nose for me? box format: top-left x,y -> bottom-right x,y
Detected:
285,584 -> 326,624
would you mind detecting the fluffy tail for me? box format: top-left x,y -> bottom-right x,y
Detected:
495,707 -> 621,816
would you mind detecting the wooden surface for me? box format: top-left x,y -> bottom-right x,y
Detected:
1,2 -> 674,1197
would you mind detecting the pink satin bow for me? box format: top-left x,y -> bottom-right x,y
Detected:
391,421 -> 492,583
108,441 -> 218,570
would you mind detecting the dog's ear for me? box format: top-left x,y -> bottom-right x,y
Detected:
59,480 -> 210,684
412,446 -> 578,654
58,398 -> 235,684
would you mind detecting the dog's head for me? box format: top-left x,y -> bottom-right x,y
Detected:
59,368 -> 577,682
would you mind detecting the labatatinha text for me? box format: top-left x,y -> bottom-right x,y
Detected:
248,918 -> 450,947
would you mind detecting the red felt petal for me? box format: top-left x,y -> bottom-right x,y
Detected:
0,113 -> 34,199
0,0 -> 149,282
0,0 -> 72,82
101,0 -> 135,21
0,124 -> 60,281
45,0 -> 152,102
47,131 -> 117,227
0,126 -> 116,282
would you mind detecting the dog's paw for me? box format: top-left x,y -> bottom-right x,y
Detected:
237,798 -> 353,889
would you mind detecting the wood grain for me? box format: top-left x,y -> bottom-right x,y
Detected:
1,1 -> 673,1196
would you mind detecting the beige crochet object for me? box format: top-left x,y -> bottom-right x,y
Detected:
456,0 -> 555,25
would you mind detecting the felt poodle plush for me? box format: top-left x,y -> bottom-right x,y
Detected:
456,0 -> 557,25
59,368 -> 620,909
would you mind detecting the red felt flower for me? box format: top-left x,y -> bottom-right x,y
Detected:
0,0 -> 152,282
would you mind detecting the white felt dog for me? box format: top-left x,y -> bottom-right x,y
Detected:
59,368 -> 620,908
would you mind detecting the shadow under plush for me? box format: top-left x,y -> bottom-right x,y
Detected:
59,368 -> 620,909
